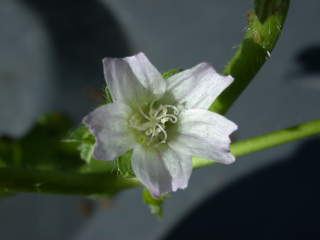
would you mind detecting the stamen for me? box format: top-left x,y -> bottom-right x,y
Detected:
155,123 -> 167,143
157,114 -> 178,123
153,105 -> 165,118
138,106 -> 151,121
145,128 -> 153,136
130,116 -> 152,131
163,105 -> 179,115
147,126 -> 157,145
130,101 -> 180,145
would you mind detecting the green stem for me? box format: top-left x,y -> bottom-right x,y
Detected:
210,0 -> 290,114
0,168 -> 139,196
192,119 -> 320,168
0,119 -> 319,195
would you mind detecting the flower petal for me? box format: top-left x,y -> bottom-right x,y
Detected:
131,145 -> 172,197
132,145 -> 192,197
103,57 -> 146,104
169,109 -> 237,164
161,146 -> 192,192
83,103 -> 135,161
167,63 -> 233,109
124,52 -> 166,97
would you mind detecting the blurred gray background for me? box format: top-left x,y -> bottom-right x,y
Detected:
0,0 -> 319,239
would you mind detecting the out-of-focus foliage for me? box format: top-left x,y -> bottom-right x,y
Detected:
0,113 -> 83,171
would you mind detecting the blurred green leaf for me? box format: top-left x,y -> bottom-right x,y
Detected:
0,113 -> 83,171
0,159 -> 6,167
0,192 -> 15,200
143,188 -> 167,217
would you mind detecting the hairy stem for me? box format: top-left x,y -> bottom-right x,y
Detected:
0,169 -> 139,196
210,0 -> 290,114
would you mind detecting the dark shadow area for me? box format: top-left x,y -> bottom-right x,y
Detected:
287,45 -> 320,83
21,0 -> 131,118
295,46 -> 320,74
164,138 -> 320,239
22,0 -> 130,75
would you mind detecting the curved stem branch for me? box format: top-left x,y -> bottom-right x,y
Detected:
210,0 -> 290,114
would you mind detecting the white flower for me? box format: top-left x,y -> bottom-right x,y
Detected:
83,52 -> 237,197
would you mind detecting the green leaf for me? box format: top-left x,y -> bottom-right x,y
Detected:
143,188 -> 167,217
210,0 -> 290,114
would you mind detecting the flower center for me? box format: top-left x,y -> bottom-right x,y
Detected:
129,100 -> 179,145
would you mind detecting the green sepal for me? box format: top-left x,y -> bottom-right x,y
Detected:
114,150 -> 134,177
162,69 -> 183,80
66,125 -> 135,177
143,188 -> 168,217
104,87 -> 113,104
64,124 -> 95,163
